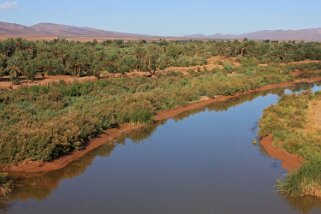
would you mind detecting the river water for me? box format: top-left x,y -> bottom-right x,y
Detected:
1,83 -> 321,214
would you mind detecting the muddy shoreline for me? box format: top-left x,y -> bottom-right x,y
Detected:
2,76 -> 321,174
260,135 -> 303,171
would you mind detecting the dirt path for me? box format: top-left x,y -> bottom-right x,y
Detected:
0,75 -> 97,90
2,76 -> 321,173
286,60 -> 321,65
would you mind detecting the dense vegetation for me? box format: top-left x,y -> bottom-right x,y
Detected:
259,91 -> 321,197
1,38 -> 321,83
0,60 -> 311,164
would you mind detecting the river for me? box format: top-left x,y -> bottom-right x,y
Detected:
1,83 -> 321,214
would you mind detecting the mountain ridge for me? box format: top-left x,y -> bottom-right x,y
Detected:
0,21 -> 321,41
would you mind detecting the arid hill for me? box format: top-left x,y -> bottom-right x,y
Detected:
208,28 -> 321,41
30,23 -> 151,38
0,21 -> 37,35
0,21 -> 156,40
0,21 -> 321,41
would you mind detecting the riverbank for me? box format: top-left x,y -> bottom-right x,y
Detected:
2,76 -> 321,174
260,135 -> 303,171
259,91 -> 321,198
1,124 -> 145,173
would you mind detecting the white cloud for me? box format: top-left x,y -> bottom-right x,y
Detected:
0,1 -> 18,10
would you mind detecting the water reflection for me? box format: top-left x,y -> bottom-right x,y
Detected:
118,124 -> 159,144
0,125 -> 161,213
172,88 -> 284,122
1,82 -> 321,214
9,143 -> 116,201
281,194 -> 321,214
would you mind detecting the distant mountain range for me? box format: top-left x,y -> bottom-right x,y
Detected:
0,22 -> 152,39
188,28 -> 321,41
1,21 -> 321,41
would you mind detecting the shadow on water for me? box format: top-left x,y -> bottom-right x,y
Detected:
1,81 -> 321,214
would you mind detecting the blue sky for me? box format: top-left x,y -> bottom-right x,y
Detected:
0,0 -> 320,36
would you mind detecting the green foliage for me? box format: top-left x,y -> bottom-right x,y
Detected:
259,91 -> 321,197
259,92 -> 310,137
222,61 -> 235,73
239,56 -> 259,67
130,108 -> 153,123
1,38 -> 321,84
278,159 -> 321,197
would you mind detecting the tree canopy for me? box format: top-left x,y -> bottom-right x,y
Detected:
0,38 -> 320,83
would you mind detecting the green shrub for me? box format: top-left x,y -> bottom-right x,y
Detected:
240,57 -> 259,67
223,62 -> 235,73
130,108 -> 153,123
278,159 -> 321,197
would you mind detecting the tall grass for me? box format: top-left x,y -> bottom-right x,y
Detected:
260,91 -> 321,197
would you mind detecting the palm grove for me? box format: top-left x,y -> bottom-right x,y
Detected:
1,38 -> 321,83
